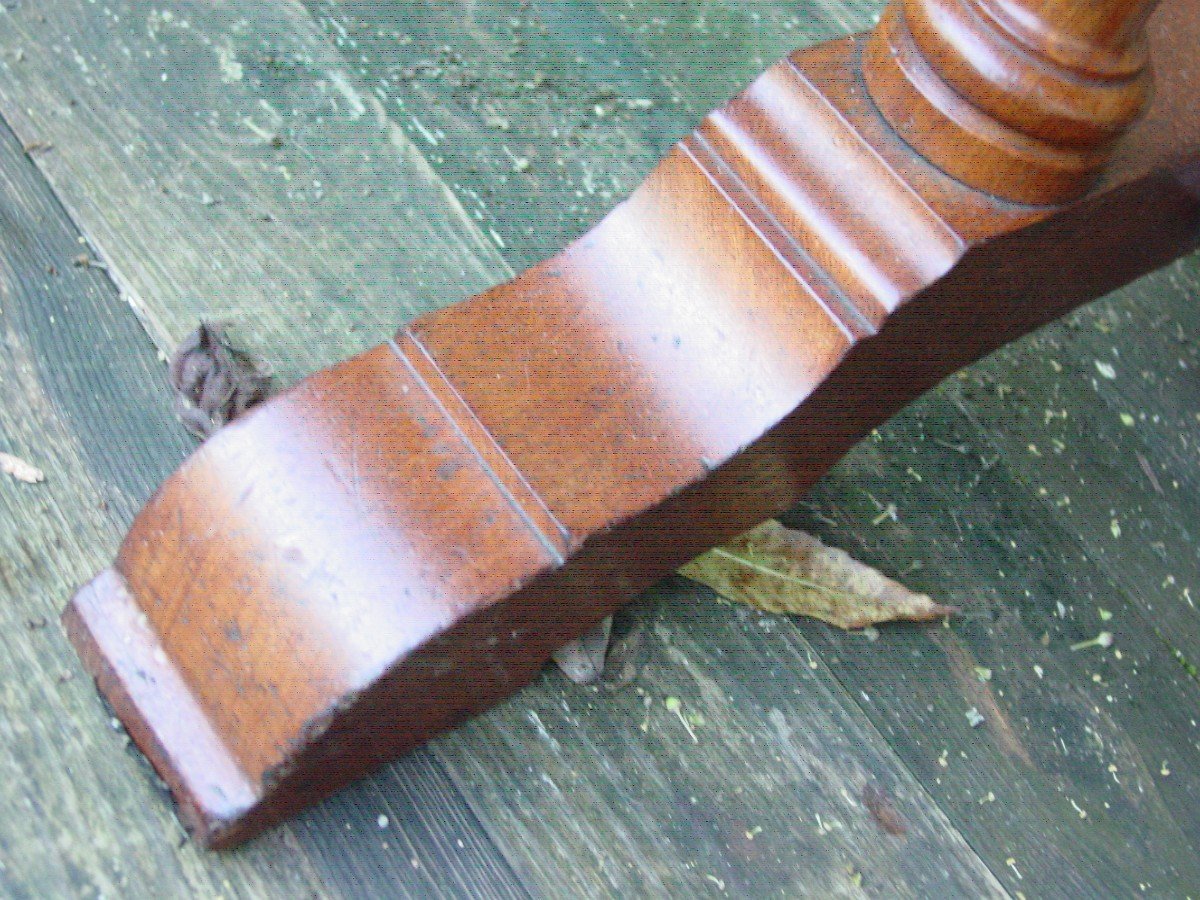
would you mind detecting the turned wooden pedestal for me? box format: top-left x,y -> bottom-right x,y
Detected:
64,0 -> 1200,847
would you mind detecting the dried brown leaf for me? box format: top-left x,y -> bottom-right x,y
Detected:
0,452 -> 45,484
169,322 -> 271,439
679,520 -> 956,630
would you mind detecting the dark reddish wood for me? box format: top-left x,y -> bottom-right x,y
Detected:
864,0 -> 1162,203
63,2 -> 1200,848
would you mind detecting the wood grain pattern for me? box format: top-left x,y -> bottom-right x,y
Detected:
0,3 -> 531,896
0,0 -> 509,386
2,0 -> 1199,894
0,112 -> 330,900
57,2 -> 1200,847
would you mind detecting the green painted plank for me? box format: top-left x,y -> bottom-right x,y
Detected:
0,0 -> 510,387
438,589 -> 1006,896
0,111 -> 323,900
941,261 -> 1200,668
303,0 -> 695,271
593,0 -> 879,116
784,393 -> 1200,896
0,94 -> 525,900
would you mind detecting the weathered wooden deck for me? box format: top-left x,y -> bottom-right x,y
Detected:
1,1 -> 1198,896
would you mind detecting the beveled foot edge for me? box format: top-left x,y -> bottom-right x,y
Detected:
63,569 -> 257,847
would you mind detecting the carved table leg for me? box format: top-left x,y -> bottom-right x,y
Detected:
865,0 -> 1161,203
64,1 -> 1199,847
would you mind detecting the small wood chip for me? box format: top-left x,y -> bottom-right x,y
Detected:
862,782 -> 908,836
1137,453 -> 1164,495
551,615 -> 611,685
72,253 -> 106,270
1,451 -> 45,484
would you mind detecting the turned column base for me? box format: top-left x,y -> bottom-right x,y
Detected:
864,3 -> 1113,204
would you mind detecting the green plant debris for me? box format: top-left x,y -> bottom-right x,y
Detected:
664,696 -> 697,743
1162,638 -> 1200,681
1071,632 -> 1114,652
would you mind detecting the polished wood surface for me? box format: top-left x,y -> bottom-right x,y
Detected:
64,3 -> 1200,847
865,0 -> 1161,202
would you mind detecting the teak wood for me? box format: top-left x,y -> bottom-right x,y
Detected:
63,0 -> 1200,847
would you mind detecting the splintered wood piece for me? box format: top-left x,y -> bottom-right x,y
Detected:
64,1 -> 1199,848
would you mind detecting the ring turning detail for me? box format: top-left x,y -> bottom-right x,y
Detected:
864,0 -> 1162,204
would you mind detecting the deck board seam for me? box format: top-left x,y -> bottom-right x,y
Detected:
771,622 -> 1017,898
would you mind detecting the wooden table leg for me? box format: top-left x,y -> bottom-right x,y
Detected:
64,0 -> 1199,847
